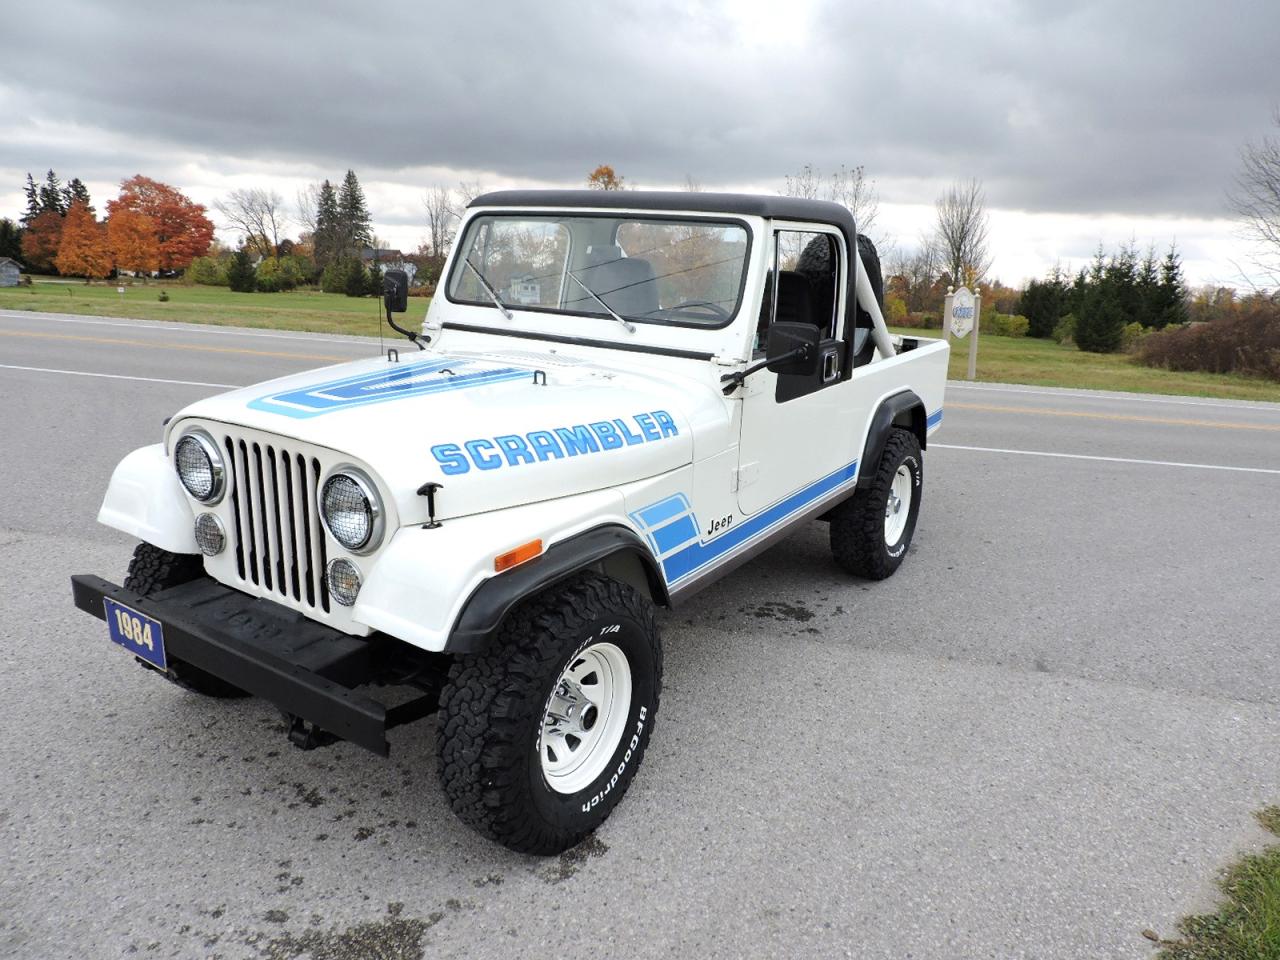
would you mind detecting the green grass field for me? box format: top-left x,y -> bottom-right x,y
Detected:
892,326 -> 1280,402
0,279 -> 428,337
3,280 -> 1278,402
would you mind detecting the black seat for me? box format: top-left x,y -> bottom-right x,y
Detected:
578,244 -> 659,317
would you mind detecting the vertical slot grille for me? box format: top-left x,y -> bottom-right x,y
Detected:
223,433 -> 329,614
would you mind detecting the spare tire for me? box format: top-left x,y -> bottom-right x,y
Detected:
854,234 -> 884,365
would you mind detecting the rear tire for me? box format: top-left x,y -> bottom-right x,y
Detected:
124,542 -> 249,699
829,428 -> 922,580
437,574 -> 662,855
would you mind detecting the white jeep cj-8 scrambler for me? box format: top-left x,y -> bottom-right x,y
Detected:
72,191 -> 949,853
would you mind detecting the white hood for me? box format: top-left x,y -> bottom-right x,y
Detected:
168,348 -> 722,526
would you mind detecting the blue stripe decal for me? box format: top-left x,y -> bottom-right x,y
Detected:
651,514 -> 699,554
927,408 -> 943,427
635,497 -> 688,528
631,460 -> 859,588
248,358 -> 528,418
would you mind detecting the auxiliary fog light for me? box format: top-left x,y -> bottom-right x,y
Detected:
193,513 -> 225,556
326,558 -> 362,607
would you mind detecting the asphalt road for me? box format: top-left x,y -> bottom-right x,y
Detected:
2,309 -> 1278,960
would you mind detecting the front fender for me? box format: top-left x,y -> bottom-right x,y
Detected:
354,488 -> 646,653
97,444 -> 198,554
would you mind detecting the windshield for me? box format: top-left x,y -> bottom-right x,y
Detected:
446,214 -> 751,328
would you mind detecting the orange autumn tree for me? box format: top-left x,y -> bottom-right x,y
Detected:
20,210 -> 63,273
108,209 -> 160,276
55,201 -> 112,280
107,175 -> 215,271
586,164 -> 625,190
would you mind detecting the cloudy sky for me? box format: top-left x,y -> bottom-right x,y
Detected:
3,0 -> 1277,286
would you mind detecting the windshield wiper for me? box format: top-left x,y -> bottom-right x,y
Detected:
463,258 -> 513,320
565,270 -> 636,333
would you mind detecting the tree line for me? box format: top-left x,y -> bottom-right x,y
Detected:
4,170 -> 215,279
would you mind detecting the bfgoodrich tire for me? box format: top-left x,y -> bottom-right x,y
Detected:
437,574 -> 662,855
123,542 -> 248,699
829,428 -> 923,580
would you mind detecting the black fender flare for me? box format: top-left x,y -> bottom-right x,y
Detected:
445,524 -> 668,654
857,390 -> 927,489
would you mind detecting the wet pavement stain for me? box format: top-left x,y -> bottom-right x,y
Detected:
542,834 -> 609,884
751,600 -> 815,622
257,902 -> 442,960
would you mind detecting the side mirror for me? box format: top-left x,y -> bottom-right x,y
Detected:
383,268 -> 409,314
766,321 -> 820,376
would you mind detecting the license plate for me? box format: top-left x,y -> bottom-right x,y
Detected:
103,598 -> 167,670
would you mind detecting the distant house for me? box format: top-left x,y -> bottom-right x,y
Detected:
508,273 -> 542,304
0,257 -> 21,287
360,247 -> 417,284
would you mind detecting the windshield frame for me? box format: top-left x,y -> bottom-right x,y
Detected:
443,211 -> 755,331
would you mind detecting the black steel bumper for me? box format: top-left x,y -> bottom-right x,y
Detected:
71,574 -> 428,756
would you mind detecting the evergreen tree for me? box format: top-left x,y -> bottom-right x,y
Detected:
343,257 -> 369,297
313,180 -> 340,268
61,178 -> 93,215
1135,247 -> 1160,328
38,170 -> 67,216
337,169 -> 373,254
22,174 -> 40,225
0,218 -> 22,262
226,249 -> 257,292
1075,277 -> 1126,353
1105,242 -> 1140,323
1020,268 -> 1069,338
1154,245 -> 1188,328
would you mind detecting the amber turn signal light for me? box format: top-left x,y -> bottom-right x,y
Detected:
494,539 -> 544,572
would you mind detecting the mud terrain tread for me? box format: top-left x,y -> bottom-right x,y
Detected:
437,574 -> 660,854
123,542 -> 248,698
830,428 -> 920,580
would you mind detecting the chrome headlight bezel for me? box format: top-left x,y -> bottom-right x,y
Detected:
174,429 -> 226,504
320,467 -> 384,555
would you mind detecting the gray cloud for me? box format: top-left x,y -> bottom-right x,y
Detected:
2,0 -> 1278,219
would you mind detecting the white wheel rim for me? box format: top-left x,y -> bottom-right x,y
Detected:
539,641 -> 632,795
884,464 -> 913,546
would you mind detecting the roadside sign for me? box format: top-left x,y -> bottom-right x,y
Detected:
948,287 -> 975,338
941,285 -> 982,380
117,286 -> 125,295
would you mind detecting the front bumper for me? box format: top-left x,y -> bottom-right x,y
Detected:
70,574 -> 433,755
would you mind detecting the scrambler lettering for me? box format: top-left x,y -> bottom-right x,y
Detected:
581,705 -> 647,813
431,410 -> 679,476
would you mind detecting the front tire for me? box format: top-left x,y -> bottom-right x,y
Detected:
829,428 -> 923,579
437,574 -> 662,855
123,542 -> 248,699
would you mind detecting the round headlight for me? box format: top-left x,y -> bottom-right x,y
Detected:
174,430 -> 225,503
326,557 -> 362,606
194,513 -> 225,556
321,470 -> 383,553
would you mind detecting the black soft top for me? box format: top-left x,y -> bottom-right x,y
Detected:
469,189 -> 857,235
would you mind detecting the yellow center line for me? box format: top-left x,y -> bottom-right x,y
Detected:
0,329 -> 352,363
948,401 -> 1280,432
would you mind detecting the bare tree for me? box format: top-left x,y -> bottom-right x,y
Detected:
683,174 -> 704,193
932,178 -> 991,287
782,163 -> 881,240
887,238 -> 941,313
295,183 -> 320,236
1229,109 -> 1280,282
422,185 -> 458,258
215,188 -> 290,260
783,163 -> 822,200
827,165 -> 880,240
456,179 -> 486,208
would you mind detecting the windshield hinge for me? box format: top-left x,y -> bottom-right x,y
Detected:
712,353 -> 744,366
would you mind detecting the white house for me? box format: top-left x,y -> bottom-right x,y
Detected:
360,247 -> 417,284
